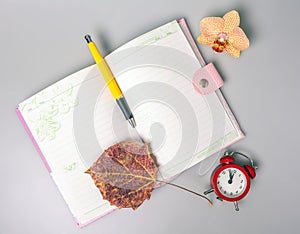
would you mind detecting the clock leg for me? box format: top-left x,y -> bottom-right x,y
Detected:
234,201 -> 239,211
204,188 -> 214,195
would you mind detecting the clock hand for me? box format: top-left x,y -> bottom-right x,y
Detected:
228,169 -> 233,184
229,171 -> 237,184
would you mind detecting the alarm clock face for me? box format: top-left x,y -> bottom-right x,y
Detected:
212,164 -> 251,201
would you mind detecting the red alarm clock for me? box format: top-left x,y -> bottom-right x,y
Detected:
204,151 -> 257,211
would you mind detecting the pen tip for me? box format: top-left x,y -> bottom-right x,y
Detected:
84,34 -> 92,43
128,118 -> 136,128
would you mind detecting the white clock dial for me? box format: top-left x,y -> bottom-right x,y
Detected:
217,168 -> 247,198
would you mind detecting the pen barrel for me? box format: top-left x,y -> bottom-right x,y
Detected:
116,97 -> 134,120
97,60 -> 123,99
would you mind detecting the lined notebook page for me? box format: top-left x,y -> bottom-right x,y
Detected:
17,20 -> 243,226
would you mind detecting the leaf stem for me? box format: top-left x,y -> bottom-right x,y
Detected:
156,179 -> 213,206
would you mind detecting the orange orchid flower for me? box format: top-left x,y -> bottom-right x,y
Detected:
197,10 -> 249,58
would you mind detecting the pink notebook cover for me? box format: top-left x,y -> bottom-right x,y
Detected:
16,18 -> 244,227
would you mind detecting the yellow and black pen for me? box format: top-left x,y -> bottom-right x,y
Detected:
84,35 -> 136,128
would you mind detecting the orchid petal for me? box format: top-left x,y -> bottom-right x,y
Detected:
200,17 -> 224,37
197,34 -> 215,46
225,44 -> 240,58
223,10 -> 240,33
229,27 -> 250,50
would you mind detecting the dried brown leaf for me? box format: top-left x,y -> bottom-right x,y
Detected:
86,142 -> 158,210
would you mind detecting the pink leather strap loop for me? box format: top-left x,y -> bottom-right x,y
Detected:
192,63 -> 224,95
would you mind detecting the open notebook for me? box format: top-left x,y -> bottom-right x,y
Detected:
16,19 -> 244,227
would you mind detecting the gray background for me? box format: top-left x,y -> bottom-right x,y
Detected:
1,0 -> 299,233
